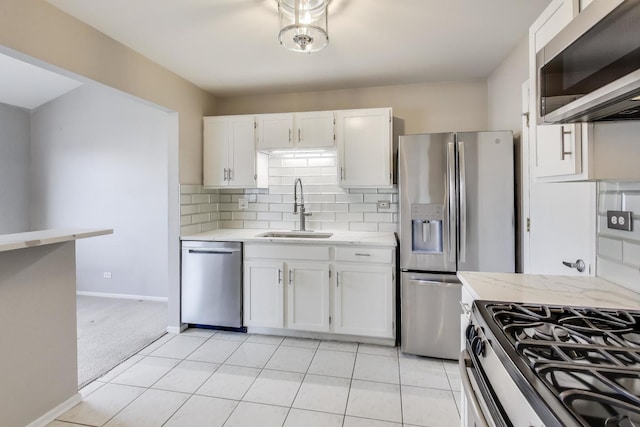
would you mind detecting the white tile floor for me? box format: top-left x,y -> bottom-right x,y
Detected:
50,329 -> 461,427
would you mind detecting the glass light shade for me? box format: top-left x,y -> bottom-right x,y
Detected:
278,0 -> 328,53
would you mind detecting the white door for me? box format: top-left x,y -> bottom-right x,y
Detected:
203,117 -> 230,187
334,264 -> 393,338
522,82 -> 596,275
257,113 -> 294,149
286,262 -> 330,332
244,260 -> 284,328
295,111 -> 335,148
336,108 -> 392,188
229,115 -> 257,187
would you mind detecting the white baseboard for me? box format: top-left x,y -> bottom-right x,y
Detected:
26,393 -> 81,427
167,323 -> 188,334
76,291 -> 168,302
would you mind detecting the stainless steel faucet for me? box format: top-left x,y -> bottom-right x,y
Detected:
293,177 -> 312,231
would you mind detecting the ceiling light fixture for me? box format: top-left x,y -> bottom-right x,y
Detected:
278,0 -> 329,53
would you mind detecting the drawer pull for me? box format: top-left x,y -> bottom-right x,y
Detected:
355,253 -> 370,257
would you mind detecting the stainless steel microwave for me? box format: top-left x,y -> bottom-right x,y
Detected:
537,0 -> 640,124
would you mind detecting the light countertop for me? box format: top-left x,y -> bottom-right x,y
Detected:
0,228 -> 113,253
458,271 -> 640,310
181,228 -> 397,247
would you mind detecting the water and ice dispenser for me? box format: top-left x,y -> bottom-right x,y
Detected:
411,204 -> 443,253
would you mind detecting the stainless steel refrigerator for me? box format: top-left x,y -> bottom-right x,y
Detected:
399,131 -> 514,359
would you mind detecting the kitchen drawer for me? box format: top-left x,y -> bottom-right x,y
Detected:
335,247 -> 393,264
244,243 -> 330,261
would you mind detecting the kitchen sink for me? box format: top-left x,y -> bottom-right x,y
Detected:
257,231 -> 333,239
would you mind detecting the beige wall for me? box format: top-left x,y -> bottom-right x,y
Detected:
218,80 -> 488,135
487,36 -> 529,133
0,0 -> 217,184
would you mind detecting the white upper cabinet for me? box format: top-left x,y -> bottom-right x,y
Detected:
336,108 -> 393,188
295,111 -> 335,148
530,0 -> 585,181
257,111 -> 335,150
257,113 -> 294,150
203,115 -> 268,188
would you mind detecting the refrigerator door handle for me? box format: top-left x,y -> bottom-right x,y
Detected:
458,140 -> 467,263
447,142 -> 456,263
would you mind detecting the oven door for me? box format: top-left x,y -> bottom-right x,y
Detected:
459,349 -> 507,427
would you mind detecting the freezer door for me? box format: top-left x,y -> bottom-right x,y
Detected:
399,133 -> 456,272
400,272 -> 462,359
456,131 -> 515,272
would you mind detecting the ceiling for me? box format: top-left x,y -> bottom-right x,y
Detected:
0,52 -> 82,110
46,0 -> 551,97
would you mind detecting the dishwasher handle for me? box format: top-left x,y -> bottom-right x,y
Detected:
408,278 -> 461,288
187,249 -> 240,255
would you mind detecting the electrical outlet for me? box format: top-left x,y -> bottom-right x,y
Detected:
238,198 -> 249,209
607,210 -> 633,231
103,272 -> 112,279
377,200 -> 390,209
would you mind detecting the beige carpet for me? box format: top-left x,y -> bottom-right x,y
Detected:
76,295 -> 167,388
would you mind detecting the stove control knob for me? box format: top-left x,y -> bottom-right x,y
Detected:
472,336 -> 485,357
465,324 -> 476,341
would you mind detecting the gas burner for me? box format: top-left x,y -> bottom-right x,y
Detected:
524,323 -> 571,341
477,301 -> 640,427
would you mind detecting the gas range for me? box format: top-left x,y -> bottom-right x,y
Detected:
463,301 -> 640,427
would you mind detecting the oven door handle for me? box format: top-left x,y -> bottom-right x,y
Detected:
459,349 -> 490,427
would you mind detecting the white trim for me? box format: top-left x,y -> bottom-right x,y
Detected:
76,291 -> 168,302
167,323 -> 187,334
25,393 -> 81,427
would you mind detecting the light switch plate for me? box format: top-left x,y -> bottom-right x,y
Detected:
607,210 -> 633,231
238,198 -> 249,210
377,200 -> 390,209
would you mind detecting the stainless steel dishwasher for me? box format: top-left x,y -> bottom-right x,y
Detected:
181,240 -> 243,329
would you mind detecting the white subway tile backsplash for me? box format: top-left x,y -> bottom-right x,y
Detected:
191,194 -> 210,204
282,158 -> 308,167
335,194 -> 364,203
623,241 -> 640,268
364,194 -> 391,203
244,221 -> 270,229
181,205 -> 199,215
598,236 -> 623,261
597,181 -> 640,292
623,192 -> 640,214
257,212 -> 283,221
597,257 -> 640,293
349,203 -> 378,213
201,222 -> 218,232
336,213 -> 364,222
378,223 -> 399,233
349,222 -> 378,232
181,153 -> 399,236
269,221 -> 296,229
232,211 -> 257,220
364,213 -> 394,223
191,213 -> 211,224
219,220 -> 243,229
257,194 -> 282,203
322,203 -> 348,212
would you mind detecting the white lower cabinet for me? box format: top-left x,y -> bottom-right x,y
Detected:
243,243 -> 395,340
334,264 -> 394,338
287,262 -> 330,332
243,260 -> 284,328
